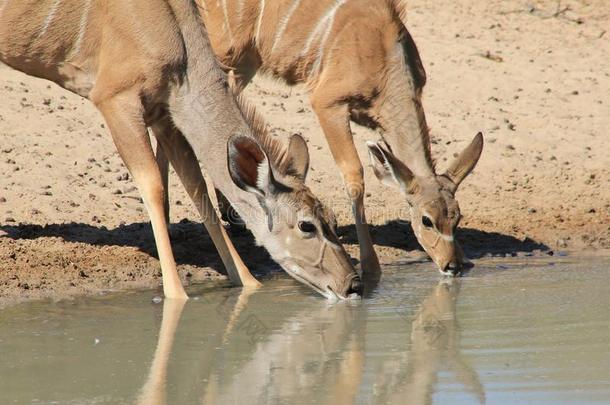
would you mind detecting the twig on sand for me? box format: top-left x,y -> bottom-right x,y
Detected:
478,51 -> 504,63
547,1 -> 571,19
498,8 -> 531,16
498,1 -> 584,25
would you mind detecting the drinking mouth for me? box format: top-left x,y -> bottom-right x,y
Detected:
283,263 -> 360,301
438,265 -> 461,277
327,286 -> 361,301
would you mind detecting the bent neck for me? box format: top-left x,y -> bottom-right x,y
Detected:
165,0 -> 272,245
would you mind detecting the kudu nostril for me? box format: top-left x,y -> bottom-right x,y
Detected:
346,277 -> 364,297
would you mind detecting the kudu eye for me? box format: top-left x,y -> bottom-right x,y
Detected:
422,216 -> 434,228
298,221 -> 316,234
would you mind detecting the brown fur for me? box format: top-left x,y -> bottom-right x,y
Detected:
197,0 -> 484,274
0,0 -> 360,298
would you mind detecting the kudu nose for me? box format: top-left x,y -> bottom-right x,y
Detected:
345,276 -> 364,297
441,261 -> 462,277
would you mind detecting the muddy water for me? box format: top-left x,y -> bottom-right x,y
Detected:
1,256 -> 609,404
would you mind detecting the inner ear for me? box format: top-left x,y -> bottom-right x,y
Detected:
286,134 -> 310,181
367,140 -> 416,192
367,141 -> 399,188
227,135 -> 270,195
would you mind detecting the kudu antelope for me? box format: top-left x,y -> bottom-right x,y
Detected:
0,0 -> 362,299
189,0 -> 484,275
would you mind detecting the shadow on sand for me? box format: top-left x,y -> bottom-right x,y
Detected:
338,219 -> 549,259
1,219 -> 549,273
0,220 -> 279,277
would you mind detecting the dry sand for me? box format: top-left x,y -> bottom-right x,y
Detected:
1,0 -> 609,306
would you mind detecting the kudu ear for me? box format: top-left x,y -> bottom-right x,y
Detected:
445,132 -> 484,188
286,134 -> 310,181
366,140 -> 416,192
227,135 -> 288,196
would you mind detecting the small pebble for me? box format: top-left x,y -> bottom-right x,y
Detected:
117,172 -> 129,181
152,296 -> 163,304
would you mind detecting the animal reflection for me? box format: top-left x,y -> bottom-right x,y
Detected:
136,279 -> 484,404
375,280 -> 485,404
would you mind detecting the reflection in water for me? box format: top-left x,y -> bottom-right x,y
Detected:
3,259 -> 610,404
137,279 -> 484,404
202,296 -> 363,405
136,299 -> 186,405
385,280 -> 484,405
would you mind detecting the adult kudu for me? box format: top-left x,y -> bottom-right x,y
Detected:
0,0 -> 362,300
194,0 -> 485,275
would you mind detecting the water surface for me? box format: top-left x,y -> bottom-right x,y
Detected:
1,256 -> 609,404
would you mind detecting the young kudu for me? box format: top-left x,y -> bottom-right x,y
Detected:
193,0 -> 484,275
0,0 -> 361,300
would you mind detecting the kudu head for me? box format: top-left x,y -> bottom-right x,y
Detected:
228,134 -> 362,299
367,133 -> 483,275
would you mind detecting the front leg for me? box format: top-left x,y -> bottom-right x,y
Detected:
152,118 -> 260,288
311,97 -> 381,276
96,91 -> 187,300
155,142 -> 170,226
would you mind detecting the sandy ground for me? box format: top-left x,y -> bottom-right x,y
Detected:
1,0 -> 609,307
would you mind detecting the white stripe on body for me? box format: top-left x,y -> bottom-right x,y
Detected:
37,0 -> 63,39
199,0 -> 209,20
301,0 -> 347,75
220,0 -> 233,41
70,0 -> 91,59
236,0 -> 245,23
270,0 -> 302,54
254,0 -> 266,44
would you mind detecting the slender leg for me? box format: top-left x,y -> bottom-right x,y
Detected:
311,98 -> 381,275
155,142 -> 170,226
96,92 -> 187,299
152,117 -> 260,288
